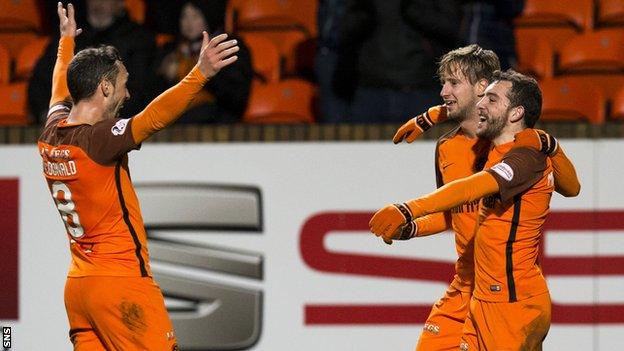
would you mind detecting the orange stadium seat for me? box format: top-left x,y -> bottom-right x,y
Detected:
124,0 -> 145,24
0,44 -> 10,85
515,0 -> 593,31
612,88 -> 624,119
0,32 -> 39,58
515,27 -> 577,54
15,36 -> 50,81
0,82 -> 29,125
226,0 -> 317,36
240,33 -> 280,83
540,78 -> 606,124
598,0 -> 624,26
558,29 -> 624,73
244,79 -> 316,123
258,30 -> 308,74
516,38 -> 554,79
0,0 -> 41,31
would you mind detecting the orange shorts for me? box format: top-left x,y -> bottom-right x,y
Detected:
460,293 -> 551,351
65,276 -> 178,351
415,286 -> 471,351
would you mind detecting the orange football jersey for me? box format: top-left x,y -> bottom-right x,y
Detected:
38,103 -> 151,278
435,127 -> 490,291
475,143 -> 553,302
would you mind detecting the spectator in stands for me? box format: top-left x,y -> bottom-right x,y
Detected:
337,0 -> 461,123
144,0 -> 226,35
29,0 -> 157,124
155,0 -> 252,123
315,0 -> 351,123
459,0 -> 525,69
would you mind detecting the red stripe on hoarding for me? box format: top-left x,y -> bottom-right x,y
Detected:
305,305 -> 431,325
301,210 -> 624,325
0,179 -> 18,319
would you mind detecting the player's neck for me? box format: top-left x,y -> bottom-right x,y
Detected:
67,101 -> 107,125
459,111 -> 480,139
492,125 -> 522,146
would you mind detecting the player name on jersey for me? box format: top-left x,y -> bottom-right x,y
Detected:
40,147 -> 77,177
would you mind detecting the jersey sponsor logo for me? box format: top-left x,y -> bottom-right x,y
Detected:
423,322 -> 440,335
490,285 -> 502,292
111,118 -> 130,136
491,162 -> 514,181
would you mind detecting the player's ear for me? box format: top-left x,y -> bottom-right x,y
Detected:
100,80 -> 111,98
476,78 -> 488,94
509,105 -> 524,123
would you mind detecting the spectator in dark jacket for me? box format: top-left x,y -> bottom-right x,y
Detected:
459,0 -> 525,69
338,0 -> 461,123
155,0 -> 252,123
315,0 -> 350,123
29,0 -> 157,124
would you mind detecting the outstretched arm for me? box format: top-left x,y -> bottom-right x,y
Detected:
371,147 -> 548,243
49,2 -> 81,109
130,32 -> 239,143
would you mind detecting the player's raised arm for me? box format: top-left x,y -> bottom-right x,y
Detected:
49,2 -> 82,109
513,128 -> 581,197
130,32 -> 239,143
393,105 -> 447,144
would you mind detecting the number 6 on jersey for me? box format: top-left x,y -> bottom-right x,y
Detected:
52,181 -> 84,238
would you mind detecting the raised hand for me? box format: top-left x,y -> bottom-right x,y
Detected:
197,31 -> 239,79
57,2 -> 82,38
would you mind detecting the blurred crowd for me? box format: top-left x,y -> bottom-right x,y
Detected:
27,0 -> 525,124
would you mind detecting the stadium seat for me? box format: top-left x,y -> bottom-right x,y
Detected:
0,32 -> 39,58
540,78 -> 606,124
598,0 -> 624,26
0,0 -> 41,31
612,88 -> 624,120
0,82 -> 29,125
515,27 -> 577,54
0,44 -> 10,85
516,38 -> 554,79
124,0 -> 145,24
255,30 -> 307,74
239,33 -> 280,83
15,37 -> 50,81
244,79 -> 316,123
515,0 -> 593,31
558,29 -> 624,73
226,0 -> 317,36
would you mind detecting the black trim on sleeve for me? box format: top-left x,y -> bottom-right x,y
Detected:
115,161 -> 148,277
506,194 -> 521,302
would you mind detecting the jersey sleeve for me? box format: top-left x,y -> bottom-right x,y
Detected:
87,118 -> 140,165
415,212 -> 451,236
130,66 -> 207,143
486,147 -> 548,203
551,145 -> 581,197
49,36 -> 74,109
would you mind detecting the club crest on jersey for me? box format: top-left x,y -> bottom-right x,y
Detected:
491,162 -> 514,181
111,118 -> 130,136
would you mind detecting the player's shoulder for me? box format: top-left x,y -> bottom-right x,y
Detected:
436,124 -> 462,147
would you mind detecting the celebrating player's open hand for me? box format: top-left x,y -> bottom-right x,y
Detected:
57,2 -> 82,38
197,31 -> 239,79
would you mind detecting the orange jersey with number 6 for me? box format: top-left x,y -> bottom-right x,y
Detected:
38,103 -> 150,278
